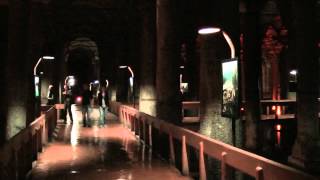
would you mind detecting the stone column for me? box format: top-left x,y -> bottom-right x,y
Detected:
138,0 -> 157,116
27,2 -> 46,117
198,32 -> 241,180
109,44 -> 119,102
197,0 -> 240,146
289,0 -> 320,174
116,69 -> 127,103
0,5 -> 8,145
156,0 -> 181,123
243,1 -> 262,152
115,41 -> 128,103
198,35 -> 233,145
54,40 -> 67,104
6,0 -> 30,138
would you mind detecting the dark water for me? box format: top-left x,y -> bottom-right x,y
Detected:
259,119 -> 297,164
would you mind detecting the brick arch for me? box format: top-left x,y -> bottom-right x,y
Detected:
64,37 -> 99,64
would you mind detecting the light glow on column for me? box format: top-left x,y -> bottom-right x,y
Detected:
7,106 -> 26,139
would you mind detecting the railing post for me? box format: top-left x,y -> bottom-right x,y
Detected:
126,112 -> 129,129
136,116 -> 140,138
124,111 -> 127,127
121,109 -> 124,125
38,126 -> 42,152
221,152 -> 231,180
199,141 -> 206,180
21,143 -> 28,178
182,135 -> 189,176
56,106 -> 60,123
129,114 -> 132,131
32,133 -> 37,161
40,128 -> 43,152
132,115 -> 135,133
142,118 -> 146,143
255,166 -> 264,180
120,109 -> 123,124
169,134 -> 175,165
14,149 -> 18,180
128,114 -> 131,131
129,113 -> 132,130
138,117 -> 142,139
42,118 -> 47,145
124,111 -> 128,128
148,124 -> 152,147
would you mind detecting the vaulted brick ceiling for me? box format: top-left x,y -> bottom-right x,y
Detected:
47,0 -> 139,43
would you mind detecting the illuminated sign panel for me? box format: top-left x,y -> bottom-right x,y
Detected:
221,58 -> 239,118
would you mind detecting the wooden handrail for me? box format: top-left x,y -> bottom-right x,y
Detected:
113,102 -> 317,180
0,105 -> 59,179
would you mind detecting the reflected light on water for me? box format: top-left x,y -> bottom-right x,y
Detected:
276,124 -> 282,131
276,131 -> 281,146
276,106 -> 281,116
275,124 -> 282,146
71,123 -> 80,146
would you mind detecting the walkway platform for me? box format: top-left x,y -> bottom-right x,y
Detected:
28,107 -> 191,180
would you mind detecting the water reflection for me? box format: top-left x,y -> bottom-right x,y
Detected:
70,122 -> 80,146
275,124 -> 281,146
259,120 -> 296,164
276,131 -> 281,146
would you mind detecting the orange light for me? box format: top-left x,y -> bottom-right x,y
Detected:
272,106 -> 276,111
276,106 -> 281,116
276,124 -> 282,131
276,131 -> 281,145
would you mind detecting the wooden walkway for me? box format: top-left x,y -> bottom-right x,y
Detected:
29,107 -> 191,180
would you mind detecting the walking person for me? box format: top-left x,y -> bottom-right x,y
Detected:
47,84 -> 55,105
63,84 -> 73,124
98,86 -> 109,127
82,84 -> 92,127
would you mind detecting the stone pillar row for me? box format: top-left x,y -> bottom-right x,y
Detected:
5,0 -> 30,139
155,0 -> 181,123
1,1 -> 55,143
138,0 -> 157,116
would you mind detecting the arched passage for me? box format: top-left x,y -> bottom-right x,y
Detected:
64,37 -> 100,87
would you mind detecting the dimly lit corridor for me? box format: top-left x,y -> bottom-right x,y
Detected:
0,0 -> 319,180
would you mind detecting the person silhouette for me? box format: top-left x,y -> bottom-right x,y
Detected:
47,85 -> 55,105
98,86 -> 109,127
63,84 -> 73,124
82,84 -> 92,127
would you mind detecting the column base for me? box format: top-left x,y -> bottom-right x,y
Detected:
289,137 -> 320,175
139,99 -> 156,116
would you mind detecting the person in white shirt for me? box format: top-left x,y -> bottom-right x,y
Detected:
98,86 -> 109,127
